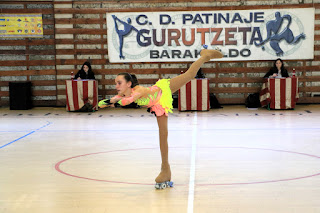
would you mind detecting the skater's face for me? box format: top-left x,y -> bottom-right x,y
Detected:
275,60 -> 282,70
115,75 -> 132,96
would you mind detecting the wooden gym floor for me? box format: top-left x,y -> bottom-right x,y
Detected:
0,105 -> 320,213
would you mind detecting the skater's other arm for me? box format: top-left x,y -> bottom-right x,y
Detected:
98,97 -> 119,108
110,95 -> 123,104
117,89 -> 144,106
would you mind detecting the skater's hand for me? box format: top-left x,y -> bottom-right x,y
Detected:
111,96 -> 122,103
98,99 -> 116,108
100,104 -> 115,108
110,95 -> 122,103
98,104 -> 107,109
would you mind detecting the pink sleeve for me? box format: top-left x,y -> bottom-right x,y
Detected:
117,90 -> 142,106
118,96 -> 134,106
114,95 -> 122,99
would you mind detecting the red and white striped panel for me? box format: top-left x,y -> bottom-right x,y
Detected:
66,80 -> 98,111
178,79 -> 210,111
269,77 -> 299,109
259,79 -> 271,107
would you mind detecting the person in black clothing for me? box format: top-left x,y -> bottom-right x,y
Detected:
264,58 -> 289,78
73,62 -> 95,112
75,61 -> 95,80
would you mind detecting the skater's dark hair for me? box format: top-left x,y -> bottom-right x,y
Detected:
118,72 -> 139,88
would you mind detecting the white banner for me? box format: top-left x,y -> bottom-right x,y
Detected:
106,8 -> 314,63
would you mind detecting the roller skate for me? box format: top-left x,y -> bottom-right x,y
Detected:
155,181 -> 174,189
202,44 -> 221,52
154,163 -> 174,190
200,47 -> 224,61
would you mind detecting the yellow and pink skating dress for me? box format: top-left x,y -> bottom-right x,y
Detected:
118,79 -> 173,116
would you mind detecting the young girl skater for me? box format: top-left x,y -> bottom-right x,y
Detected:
99,49 -> 223,189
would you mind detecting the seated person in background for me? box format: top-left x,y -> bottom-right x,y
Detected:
264,58 -> 289,78
75,61 -> 95,80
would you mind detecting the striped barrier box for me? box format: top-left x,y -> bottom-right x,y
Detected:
178,79 -> 210,111
65,80 -> 98,111
260,77 -> 299,109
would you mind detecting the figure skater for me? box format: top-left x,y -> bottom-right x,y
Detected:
99,49 -> 223,189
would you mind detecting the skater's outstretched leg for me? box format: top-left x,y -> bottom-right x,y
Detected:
155,115 -> 171,183
170,49 -> 223,93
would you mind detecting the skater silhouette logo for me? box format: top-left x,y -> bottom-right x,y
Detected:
112,15 -> 145,59
255,12 -> 306,56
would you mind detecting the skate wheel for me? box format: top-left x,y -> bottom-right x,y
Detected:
161,183 -> 167,189
167,181 -> 174,187
155,183 -> 160,189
